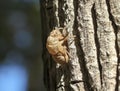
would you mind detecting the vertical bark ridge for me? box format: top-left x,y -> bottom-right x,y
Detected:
108,0 -> 120,90
77,0 -> 101,90
105,1 -> 119,91
94,0 -> 118,91
52,0 -> 68,91
61,0 -> 86,91
73,0 -> 91,90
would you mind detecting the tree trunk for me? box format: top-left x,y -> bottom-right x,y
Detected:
40,0 -> 120,91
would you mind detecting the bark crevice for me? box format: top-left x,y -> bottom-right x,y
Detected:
91,3 -> 103,86
58,0 -> 65,27
72,0 -> 92,91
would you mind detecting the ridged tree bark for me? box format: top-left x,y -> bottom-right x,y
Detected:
41,0 -> 120,91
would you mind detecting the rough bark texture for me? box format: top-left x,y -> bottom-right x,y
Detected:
41,0 -> 120,91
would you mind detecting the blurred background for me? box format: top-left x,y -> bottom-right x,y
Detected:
0,0 -> 46,91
